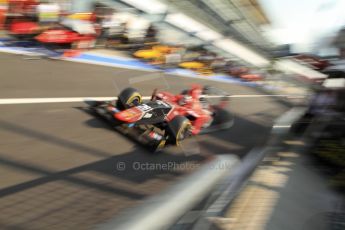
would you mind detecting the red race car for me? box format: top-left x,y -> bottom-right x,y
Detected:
35,19 -> 98,49
87,85 -> 234,151
4,0 -> 40,39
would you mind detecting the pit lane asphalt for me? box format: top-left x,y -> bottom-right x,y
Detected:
0,52 -> 289,230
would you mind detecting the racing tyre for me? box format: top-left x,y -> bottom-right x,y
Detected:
116,87 -> 143,110
199,107 -> 234,134
167,116 -> 192,146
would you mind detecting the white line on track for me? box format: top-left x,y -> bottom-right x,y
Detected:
0,94 -> 304,105
273,125 -> 291,128
0,97 -> 117,105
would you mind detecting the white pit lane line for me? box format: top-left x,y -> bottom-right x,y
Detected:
0,95 -> 304,105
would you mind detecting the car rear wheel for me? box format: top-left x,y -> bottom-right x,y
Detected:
167,116 -> 192,146
116,87 -> 142,110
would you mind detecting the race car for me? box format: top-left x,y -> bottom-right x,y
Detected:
35,19 -> 98,49
87,85 -> 234,151
4,0 -> 40,39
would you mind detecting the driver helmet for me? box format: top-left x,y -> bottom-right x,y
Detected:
178,95 -> 192,106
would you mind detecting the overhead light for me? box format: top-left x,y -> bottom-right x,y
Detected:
322,78 -> 345,88
165,13 -> 222,41
165,13 -> 208,33
276,60 -> 327,79
121,0 -> 167,14
196,30 -> 222,41
214,39 -> 269,67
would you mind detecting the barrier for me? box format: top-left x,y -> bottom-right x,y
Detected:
191,106 -> 308,229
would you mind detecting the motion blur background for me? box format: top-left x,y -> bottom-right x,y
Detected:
0,0 -> 344,230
